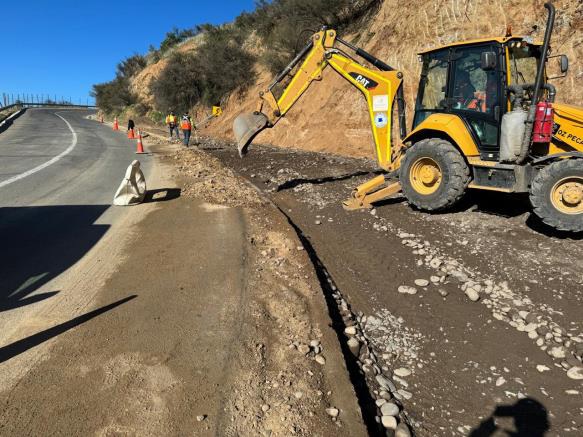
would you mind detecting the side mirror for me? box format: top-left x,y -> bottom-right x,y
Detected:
559,54 -> 569,74
481,51 -> 497,70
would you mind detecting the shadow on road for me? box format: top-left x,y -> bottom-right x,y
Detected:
0,205 -> 111,312
0,295 -> 137,363
469,397 -> 550,437
144,188 -> 181,203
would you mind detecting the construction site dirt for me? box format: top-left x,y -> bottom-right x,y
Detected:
195,137 -> 583,436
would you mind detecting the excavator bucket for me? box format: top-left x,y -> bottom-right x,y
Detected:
233,112 -> 269,157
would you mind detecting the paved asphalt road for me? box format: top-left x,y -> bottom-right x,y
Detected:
0,108 -> 152,354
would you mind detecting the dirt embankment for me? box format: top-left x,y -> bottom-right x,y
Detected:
131,0 -> 583,159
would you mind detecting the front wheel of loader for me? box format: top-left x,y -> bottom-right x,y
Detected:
400,138 -> 470,211
530,159 -> 583,232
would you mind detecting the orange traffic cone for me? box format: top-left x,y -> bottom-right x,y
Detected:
127,128 -> 135,139
135,130 -> 147,154
113,117 -> 119,131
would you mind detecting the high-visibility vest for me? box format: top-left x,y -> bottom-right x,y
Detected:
166,115 -> 177,124
180,119 -> 192,130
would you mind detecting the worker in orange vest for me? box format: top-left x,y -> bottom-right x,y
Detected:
180,114 -> 193,146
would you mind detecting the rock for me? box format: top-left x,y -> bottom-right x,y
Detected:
378,391 -> 391,401
524,323 -> 538,332
536,365 -> 550,373
381,415 -> 397,429
495,376 -> 506,386
326,407 -> 339,418
347,337 -> 360,357
429,258 -> 443,269
395,423 -> 412,437
344,326 -> 357,336
310,339 -> 320,348
465,288 -> 480,302
397,389 -> 412,400
375,398 -> 387,407
394,367 -> 412,377
566,366 -> 583,380
261,404 -> 270,413
528,330 -> 539,340
294,391 -> 303,399
438,289 -> 449,297
393,375 -> 408,387
315,220 -> 322,225
549,346 -> 566,359
566,389 -> 580,395
414,279 -> 429,287
315,355 -> 326,365
376,375 -> 397,392
298,344 -> 310,355
380,402 -> 399,416
196,415 -> 206,422
430,276 -> 441,284
398,285 -> 417,295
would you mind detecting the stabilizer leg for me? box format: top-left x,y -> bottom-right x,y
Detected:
342,175 -> 401,211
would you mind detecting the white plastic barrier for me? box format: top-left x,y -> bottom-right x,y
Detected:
113,160 -> 147,206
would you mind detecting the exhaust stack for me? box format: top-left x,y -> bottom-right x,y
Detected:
233,112 -> 269,157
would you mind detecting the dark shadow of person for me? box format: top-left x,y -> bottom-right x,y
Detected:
470,398 -> 550,437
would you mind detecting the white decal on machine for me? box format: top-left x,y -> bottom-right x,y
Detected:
373,95 -> 389,112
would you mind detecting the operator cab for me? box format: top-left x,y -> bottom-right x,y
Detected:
413,37 -> 544,161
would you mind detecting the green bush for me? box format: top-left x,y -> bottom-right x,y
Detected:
160,27 -> 199,54
152,26 -> 256,112
92,55 -> 147,114
196,26 -> 256,105
152,53 -> 203,113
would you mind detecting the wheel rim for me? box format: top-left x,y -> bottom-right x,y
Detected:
410,157 -> 442,195
550,176 -> 583,215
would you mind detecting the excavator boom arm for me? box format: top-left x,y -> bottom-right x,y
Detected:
234,28 -> 405,170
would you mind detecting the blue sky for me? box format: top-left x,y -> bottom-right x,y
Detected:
0,1 -> 256,105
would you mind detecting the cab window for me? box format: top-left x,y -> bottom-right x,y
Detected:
508,43 -> 540,85
414,51 -> 448,127
450,46 -> 499,115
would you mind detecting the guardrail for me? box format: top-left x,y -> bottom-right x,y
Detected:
0,103 -> 97,110
0,103 -> 97,133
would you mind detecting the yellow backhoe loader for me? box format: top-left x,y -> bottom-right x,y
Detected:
234,3 -> 583,232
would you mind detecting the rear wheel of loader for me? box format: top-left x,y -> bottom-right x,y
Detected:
530,159 -> 583,232
400,138 -> 470,211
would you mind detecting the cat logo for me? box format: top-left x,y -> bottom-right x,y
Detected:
349,73 -> 378,90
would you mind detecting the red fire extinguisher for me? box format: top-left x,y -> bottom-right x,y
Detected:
532,101 -> 554,143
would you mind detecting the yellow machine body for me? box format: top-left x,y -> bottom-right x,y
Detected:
551,104 -> 583,153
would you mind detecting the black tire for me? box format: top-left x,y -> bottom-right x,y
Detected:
399,138 -> 470,211
530,159 -> 583,232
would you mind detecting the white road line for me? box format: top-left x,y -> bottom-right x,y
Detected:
0,112 -> 78,189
